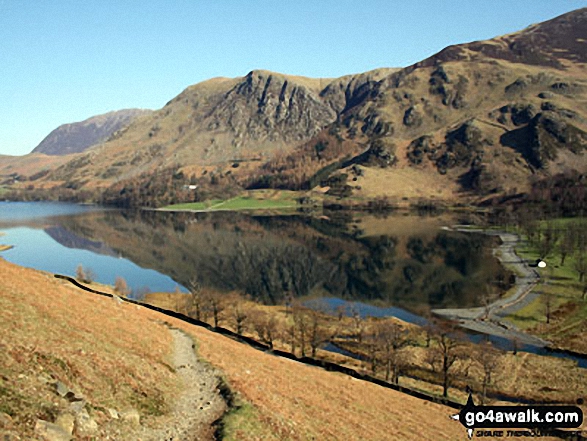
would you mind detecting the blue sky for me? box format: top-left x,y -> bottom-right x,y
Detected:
1,0 -> 585,156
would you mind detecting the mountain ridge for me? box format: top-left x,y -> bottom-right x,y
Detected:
7,7 -> 587,207
31,108 -> 152,156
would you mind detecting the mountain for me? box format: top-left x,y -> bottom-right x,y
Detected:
16,8 -> 587,205
31,108 -> 152,156
39,69 -> 395,189
251,7 -> 587,201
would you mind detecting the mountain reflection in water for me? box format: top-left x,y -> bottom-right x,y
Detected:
42,208 -> 510,316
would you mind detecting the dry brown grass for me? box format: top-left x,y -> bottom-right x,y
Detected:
0,153 -> 71,177
349,166 -> 460,200
0,258 -> 178,438
3,257 -> 581,440
165,316 -> 466,441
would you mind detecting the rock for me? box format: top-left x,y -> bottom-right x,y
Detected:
1,431 -> 21,441
403,106 -> 423,127
120,408 -> 141,427
54,413 -> 75,435
53,381 -> 70,398
68,400 -> 86,415
538,91 -> 554,99
106,408 -> 119,419
74,409 -> 98,435
53,381 -> 84,402
0,411 -> 13,428
505,78 -> 528,95
34,419 -> 72,441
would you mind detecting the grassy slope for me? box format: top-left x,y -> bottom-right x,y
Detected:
163,190 -> 300,211
503,219 -> 587,353
0,258 -> 469,440
0,258 -> 177,439
165,316 -> 466,441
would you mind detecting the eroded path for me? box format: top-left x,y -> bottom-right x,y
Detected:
135,328 -> 227,441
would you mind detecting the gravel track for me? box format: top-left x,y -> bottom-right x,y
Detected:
432,229 -> 550,347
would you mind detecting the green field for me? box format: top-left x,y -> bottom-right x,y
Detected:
163,190 -> 300,212
502,218 -> 587,350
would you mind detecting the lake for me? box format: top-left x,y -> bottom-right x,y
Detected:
3,201 -> 587,368
0,202 -> 508,315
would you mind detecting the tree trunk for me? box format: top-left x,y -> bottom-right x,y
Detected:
442,354 -> 449,398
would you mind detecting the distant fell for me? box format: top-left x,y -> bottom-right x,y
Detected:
415,7 -> 587,69
31,108 -> 152,156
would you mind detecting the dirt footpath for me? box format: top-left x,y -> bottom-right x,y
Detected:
134,328 -> 227,441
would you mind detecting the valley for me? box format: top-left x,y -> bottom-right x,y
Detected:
1,6 -> 587,440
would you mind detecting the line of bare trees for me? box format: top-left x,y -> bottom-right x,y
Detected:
179,277 -> 507,401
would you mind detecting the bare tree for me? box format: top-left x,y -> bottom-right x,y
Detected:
307,309 -> 331,358
428,320 -> 463,398
559,229 -> 575,266
205,290 -> 226,328
286,319 -> 297,354
250,310 -> 279,349
374,321 -> 411,383
188,277 -> 206,321
538,222 -> 559,260
292,304 -> 310,357
573,252 -> 587,282
349,304 -> 365,343
366,336 -> 379,375
76,264 -> 95,284
476,341 -> 500,404
227,293 -> 249,335
114,276 -> 130,297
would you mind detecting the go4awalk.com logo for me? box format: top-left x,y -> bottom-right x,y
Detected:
451,395 -> 584,439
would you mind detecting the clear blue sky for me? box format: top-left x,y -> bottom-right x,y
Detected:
1,0 -> 585,156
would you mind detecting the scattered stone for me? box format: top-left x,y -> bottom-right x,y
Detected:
0,411 -> 13,428
538,91 -> 554,99
34,419 -> 72,441
74,409 -> 98,435
68,400 -> 86,415
54,381 -> 70,398
1,431 -> 21,441
54,413 -> 75,435
112,295 -> 123,305
106,408 -> 119,419
120,408 -> 141,427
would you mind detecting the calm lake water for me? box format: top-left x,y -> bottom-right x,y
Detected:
0,201 -> 507,315
2,202 -> 586,368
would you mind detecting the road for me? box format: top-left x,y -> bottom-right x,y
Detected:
432,229 -> 549,347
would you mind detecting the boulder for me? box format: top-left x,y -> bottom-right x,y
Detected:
74,408 -> 98,435
34,419 -> 72,441
120,408 -> 141,427
403,106 -> 423,127
54,413 -> 75,435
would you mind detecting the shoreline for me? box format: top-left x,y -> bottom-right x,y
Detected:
432,228 -> 549,347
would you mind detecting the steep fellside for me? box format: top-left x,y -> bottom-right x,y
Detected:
38,69 -> 395,190
16,8 -> 587,206
32,109 -> 152,156
250,8 -> 587,202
